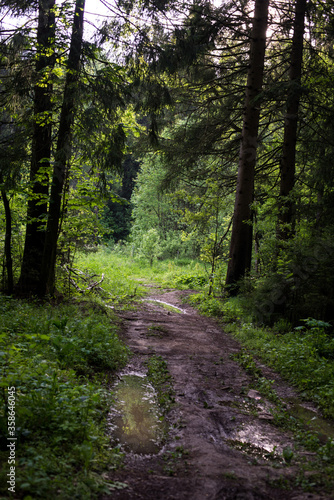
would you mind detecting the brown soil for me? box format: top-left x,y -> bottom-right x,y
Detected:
102,289 -> 333,500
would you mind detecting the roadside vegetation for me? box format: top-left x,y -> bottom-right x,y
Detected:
0,294 -> 129,499
0,248 -> 201,499
73,247 -> 334,492
188,291 -> 334,422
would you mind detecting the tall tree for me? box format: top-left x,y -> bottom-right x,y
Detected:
40,0 -> 85,295
18,0 -> 55,293
277,0 -> 307,241
225,0 -> 270,292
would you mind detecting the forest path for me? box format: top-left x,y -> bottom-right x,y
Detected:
103,288 -> 330,500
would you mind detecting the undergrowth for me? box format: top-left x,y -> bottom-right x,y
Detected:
225,314 -> 334,420
0,295 -> 129,499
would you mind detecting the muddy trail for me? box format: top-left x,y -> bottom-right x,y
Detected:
103,289 -> 333,500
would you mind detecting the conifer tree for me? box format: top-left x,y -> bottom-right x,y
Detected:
40,0 -> 85,295
277,0 -> 307,241
225,0 -> 269,292
18,0 -> 55,293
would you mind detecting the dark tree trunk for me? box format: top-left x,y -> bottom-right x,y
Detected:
0,176 -> 13,294
18,0 -> 55,294
225,0 -> 269,293
40,0 -> 85,295
277,0 -> 306,241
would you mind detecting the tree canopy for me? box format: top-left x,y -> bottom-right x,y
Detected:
0,0 -> 334,322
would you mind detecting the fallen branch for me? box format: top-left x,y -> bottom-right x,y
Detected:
63,265 -> 104,294
87,273 -> 104,291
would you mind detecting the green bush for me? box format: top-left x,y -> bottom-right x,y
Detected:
49,314 -> 129,375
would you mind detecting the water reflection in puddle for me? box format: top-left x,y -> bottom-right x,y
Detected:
236,423 -> 282,454
289,402 -> 334,443
110,373 -> 166,454
144,298 -> 187,314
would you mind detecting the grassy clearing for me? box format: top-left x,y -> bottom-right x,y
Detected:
73,246 -> 207,305
0,295 -> 129,499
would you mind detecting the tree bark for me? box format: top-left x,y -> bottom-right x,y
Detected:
0,174 -> 13,294
40,0 -> 85,295
225,0 -> 269,293
18,0 -> 55,294
277,0 -> 306,241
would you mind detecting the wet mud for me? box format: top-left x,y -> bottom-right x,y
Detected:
103,289 -> 333,500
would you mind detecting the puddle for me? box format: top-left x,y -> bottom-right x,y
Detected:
144,298 -> 187,314
236,423 -> 284,454
110,373 -> 166,454
289,402 -> 334,443
226,439 -> 283,463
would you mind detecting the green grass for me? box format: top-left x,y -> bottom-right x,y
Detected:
223,315 -> 334,420
0,295 -> 129,499
146,355 -> 175,413
73,247 -> 207,305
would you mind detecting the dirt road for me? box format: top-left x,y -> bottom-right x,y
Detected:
103,289 -> 333,500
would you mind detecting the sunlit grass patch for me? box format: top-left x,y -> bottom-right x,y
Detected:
74,247 -> 207,301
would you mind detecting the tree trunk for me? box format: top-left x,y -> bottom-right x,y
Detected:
0,175 -> 13,294
225,0 -> 269,293
277,0 -> 306,241
40,0 -> 85,296
18,0 -> 55,294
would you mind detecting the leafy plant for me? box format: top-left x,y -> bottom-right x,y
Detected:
172,273 -> 207,289
136,228 -> 162,266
